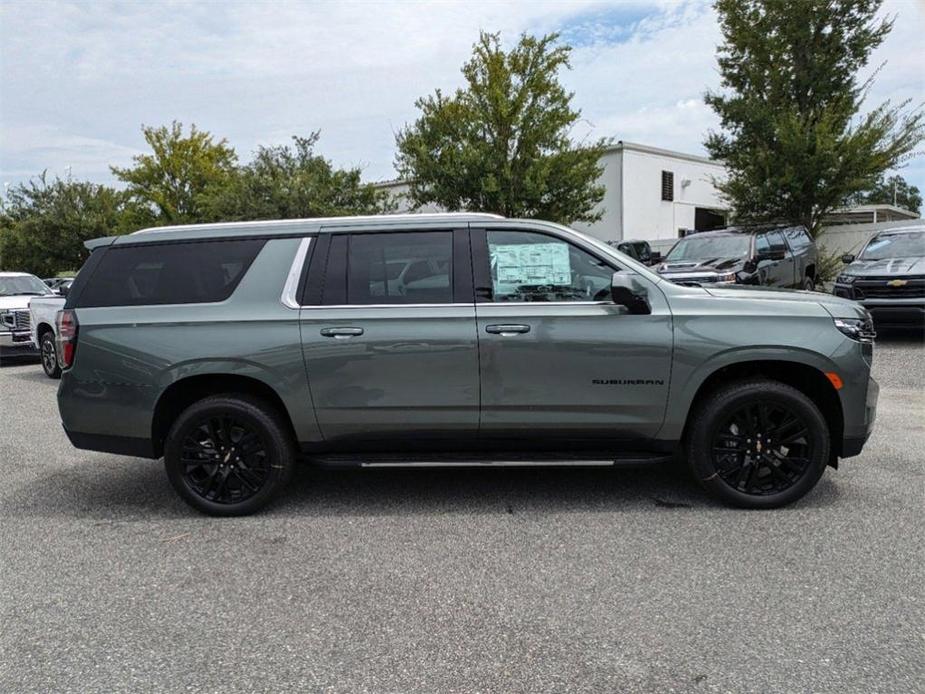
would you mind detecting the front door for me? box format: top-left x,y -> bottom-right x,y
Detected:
299,228 -> 479,446
471,226 -> 673,447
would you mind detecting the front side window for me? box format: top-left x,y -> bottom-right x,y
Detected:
486,231 -> 613,302
347,232 -> 453,305
767,230 -> 788,254
76,239 -> 265,307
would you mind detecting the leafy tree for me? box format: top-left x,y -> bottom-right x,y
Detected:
850,173 -> 922,213
0,174 -> 131,276
112,121 -> 237,226
705,0 -> 924,236
396,31 -> 608,225
203,133 -> 394,221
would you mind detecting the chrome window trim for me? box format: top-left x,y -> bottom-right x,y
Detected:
298,300 -> 614,309
280,237 -> 313,310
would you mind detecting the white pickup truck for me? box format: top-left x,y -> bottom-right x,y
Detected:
1,272 -> 55,364
29,293 -> 67,378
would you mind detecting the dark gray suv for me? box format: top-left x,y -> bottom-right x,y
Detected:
56,214 -> 877,515
657,225 -> 817,289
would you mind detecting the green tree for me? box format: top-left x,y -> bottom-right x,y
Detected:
850,173 -> 922,213
395,31 -> 608,225
705,0 -> 924,236
112,121 -> 237,226
0,174 -> 131,276
203,133 -> 394,221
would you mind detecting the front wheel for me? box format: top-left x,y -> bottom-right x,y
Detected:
40,331 -> 61,379
164,395 -> 295,516
802,275 -> 815,291
686,380 -> 830,508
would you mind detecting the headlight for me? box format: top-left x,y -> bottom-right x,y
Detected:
715,272 -> 738,283
834,317 -> 875,343
0,310 -> 11,332
835,274 -> 857,284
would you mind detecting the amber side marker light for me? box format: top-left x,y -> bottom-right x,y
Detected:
825,372 -> 844,390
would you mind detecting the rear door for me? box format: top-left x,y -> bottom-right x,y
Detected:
298,227 -> 479,446
471,225 -> 673,446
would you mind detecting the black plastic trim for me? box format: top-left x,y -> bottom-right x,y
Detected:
64,428 -> 157,459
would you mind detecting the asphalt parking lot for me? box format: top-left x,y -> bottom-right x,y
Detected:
1,334 -> 923,694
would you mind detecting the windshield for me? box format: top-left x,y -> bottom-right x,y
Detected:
860,232 -> 925,261
0,275 -> 52,297
666,235 -> 751,262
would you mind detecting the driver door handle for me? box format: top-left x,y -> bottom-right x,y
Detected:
485,324 -> 531,336
320,327 -> 364,339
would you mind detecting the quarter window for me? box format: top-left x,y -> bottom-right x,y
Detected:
346,232 -> 453,305
485,231 -> 613,302
76,239 -> 265,307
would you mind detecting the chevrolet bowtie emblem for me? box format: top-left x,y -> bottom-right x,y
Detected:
887,279 -> 908,287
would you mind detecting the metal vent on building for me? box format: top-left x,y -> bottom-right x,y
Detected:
661,171 -> 674,201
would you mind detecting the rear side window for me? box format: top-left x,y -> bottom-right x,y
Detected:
76,239 -> 265,307
784,226 -> 813,251
345,232 -> 453,305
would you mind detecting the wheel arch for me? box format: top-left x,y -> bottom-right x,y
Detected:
151,374 -> 298,459
36,321 -> 54,339
679,359 -> 844,461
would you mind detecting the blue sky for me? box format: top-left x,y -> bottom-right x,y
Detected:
1,0 -> 923,199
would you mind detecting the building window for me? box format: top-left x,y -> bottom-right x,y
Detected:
661,171 -> 674,201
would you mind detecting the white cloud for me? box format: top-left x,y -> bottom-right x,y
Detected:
1,0 -> 922,194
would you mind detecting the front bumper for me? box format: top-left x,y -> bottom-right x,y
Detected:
841,375 -> 878,458
0,331 -> 39,355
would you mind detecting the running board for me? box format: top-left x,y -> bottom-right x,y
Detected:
310,452 -> 673,468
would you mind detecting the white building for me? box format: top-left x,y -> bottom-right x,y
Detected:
375,141 -> 729,248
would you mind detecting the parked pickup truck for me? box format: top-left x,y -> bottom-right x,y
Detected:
657,225 -> 817,289
833,225 -> 924,328
30,294 -> 67,378
1,272 -> 54,360
56,213 -> 877,516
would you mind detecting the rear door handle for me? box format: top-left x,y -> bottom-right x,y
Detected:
320,327 -> 364,339
485,324 -> 531,336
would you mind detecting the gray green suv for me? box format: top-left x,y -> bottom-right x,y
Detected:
57,213 -> 878,515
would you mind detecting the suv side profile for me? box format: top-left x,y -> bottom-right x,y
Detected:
58,214 -> 877,515
657,225 -> 817,289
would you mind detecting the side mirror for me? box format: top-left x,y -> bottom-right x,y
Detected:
611,272 -> 651,315
57,285 -> 69,297
841,253 -> 856,264
648,251 -> 662,264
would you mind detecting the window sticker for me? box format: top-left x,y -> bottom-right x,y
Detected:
490,242 -> 572,290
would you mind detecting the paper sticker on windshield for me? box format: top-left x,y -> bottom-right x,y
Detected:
491,243 -> 571,286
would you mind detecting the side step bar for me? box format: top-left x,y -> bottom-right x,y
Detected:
309,452 -> 674,468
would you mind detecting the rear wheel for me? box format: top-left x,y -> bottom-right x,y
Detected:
164,395 -> 295,516
803,275 -> 815,290
686,380 -> 830,508
40,331 -> 61,379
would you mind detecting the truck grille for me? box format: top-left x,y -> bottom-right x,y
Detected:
855,276 -> 925,299
1,309 -> 31,332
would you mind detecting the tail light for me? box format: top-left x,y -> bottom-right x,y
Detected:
56,309 -> 79,369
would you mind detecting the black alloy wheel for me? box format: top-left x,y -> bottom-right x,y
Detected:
41,331 -> 61,379
164,395 -> 295,516
711,401 -> 813,496
180,415 -> 270,505
687,380 -> 830,508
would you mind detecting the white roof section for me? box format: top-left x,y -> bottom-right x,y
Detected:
830,203 -> 919,220
0,272 -> 33,277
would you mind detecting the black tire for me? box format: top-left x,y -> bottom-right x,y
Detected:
802,275 -> 815,291
164,395 -> 295,516
686,380 -> 830,509
40,331 -> 61,379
